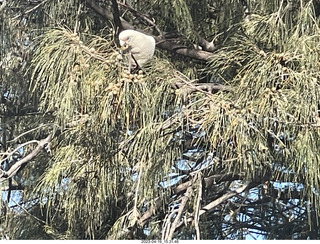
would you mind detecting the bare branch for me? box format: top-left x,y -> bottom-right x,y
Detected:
173,183 -> 249,232
171,70 -> 232,96
0,0 -> 6,12
7,124 -> 48,143
0,134 -> 52,179
139,197 -> 162,227
174,173 -> 245,195
0,140 -> 39,163
173,81 -> 232,95
194,174 -> 202,240
11,199 -> 46,225
165,186 -> 192,240
199,183 -> 248,215
137,175 -> 248,232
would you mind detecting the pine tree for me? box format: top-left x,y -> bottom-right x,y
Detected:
1,0 -> 320,240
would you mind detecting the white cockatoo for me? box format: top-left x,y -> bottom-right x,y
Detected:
119,29 -> 156,71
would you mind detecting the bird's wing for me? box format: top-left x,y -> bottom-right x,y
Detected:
130,35 -> 155,67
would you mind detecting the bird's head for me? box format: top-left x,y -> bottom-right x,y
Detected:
119,30 -> 134,51
119,37 -> 130,50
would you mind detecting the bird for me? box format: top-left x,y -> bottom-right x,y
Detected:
118,29 -> 156,71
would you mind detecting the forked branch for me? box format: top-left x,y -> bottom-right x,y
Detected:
0,134 -> 52,179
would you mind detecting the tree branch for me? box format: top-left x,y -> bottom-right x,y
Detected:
86,0 -> 133,30
138,174 -> 248,229
166,186 -> 192,240
199,183 -> 248,215
197,35 -> 216,52
0,0 -> 6,12
111,0 -> 123,42
173,81 -> 232,95
173,173 -> 245,195
86,0 -> 215,61
118,1 -> 163,37
155,38 -> 214,61
0,134 -> 52,179
173,183 -> 249,232
139,197 -> 162,227
118,1 -> 216,53
171,70 -> 231,96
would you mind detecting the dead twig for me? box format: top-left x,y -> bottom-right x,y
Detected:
194,173 -> 202,240
0,0 -> 6,12
165,186 -> 193,240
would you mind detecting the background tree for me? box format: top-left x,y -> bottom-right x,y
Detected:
1,0 -> 320,240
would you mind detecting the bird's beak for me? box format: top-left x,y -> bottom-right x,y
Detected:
119,40 -> 128,50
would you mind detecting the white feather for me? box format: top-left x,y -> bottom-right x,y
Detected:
119,30 -> 156,68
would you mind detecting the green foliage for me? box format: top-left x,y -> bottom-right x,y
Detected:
204,0 -> 320,231
2,0 -> 320,240
26,26 -> 184,238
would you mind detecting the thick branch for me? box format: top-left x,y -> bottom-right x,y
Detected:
111,0 -> 122,30
139,197 -> 162,227
173,173 -> 245,195
86,0 -> 133,30
0,134 -> 52,179
155,38 -> 214,61
111,0 -> 123,44
86,0 -> 215,62
118,2 -> 216,53
199,183 -> 248,215
118,1 -> 163,36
